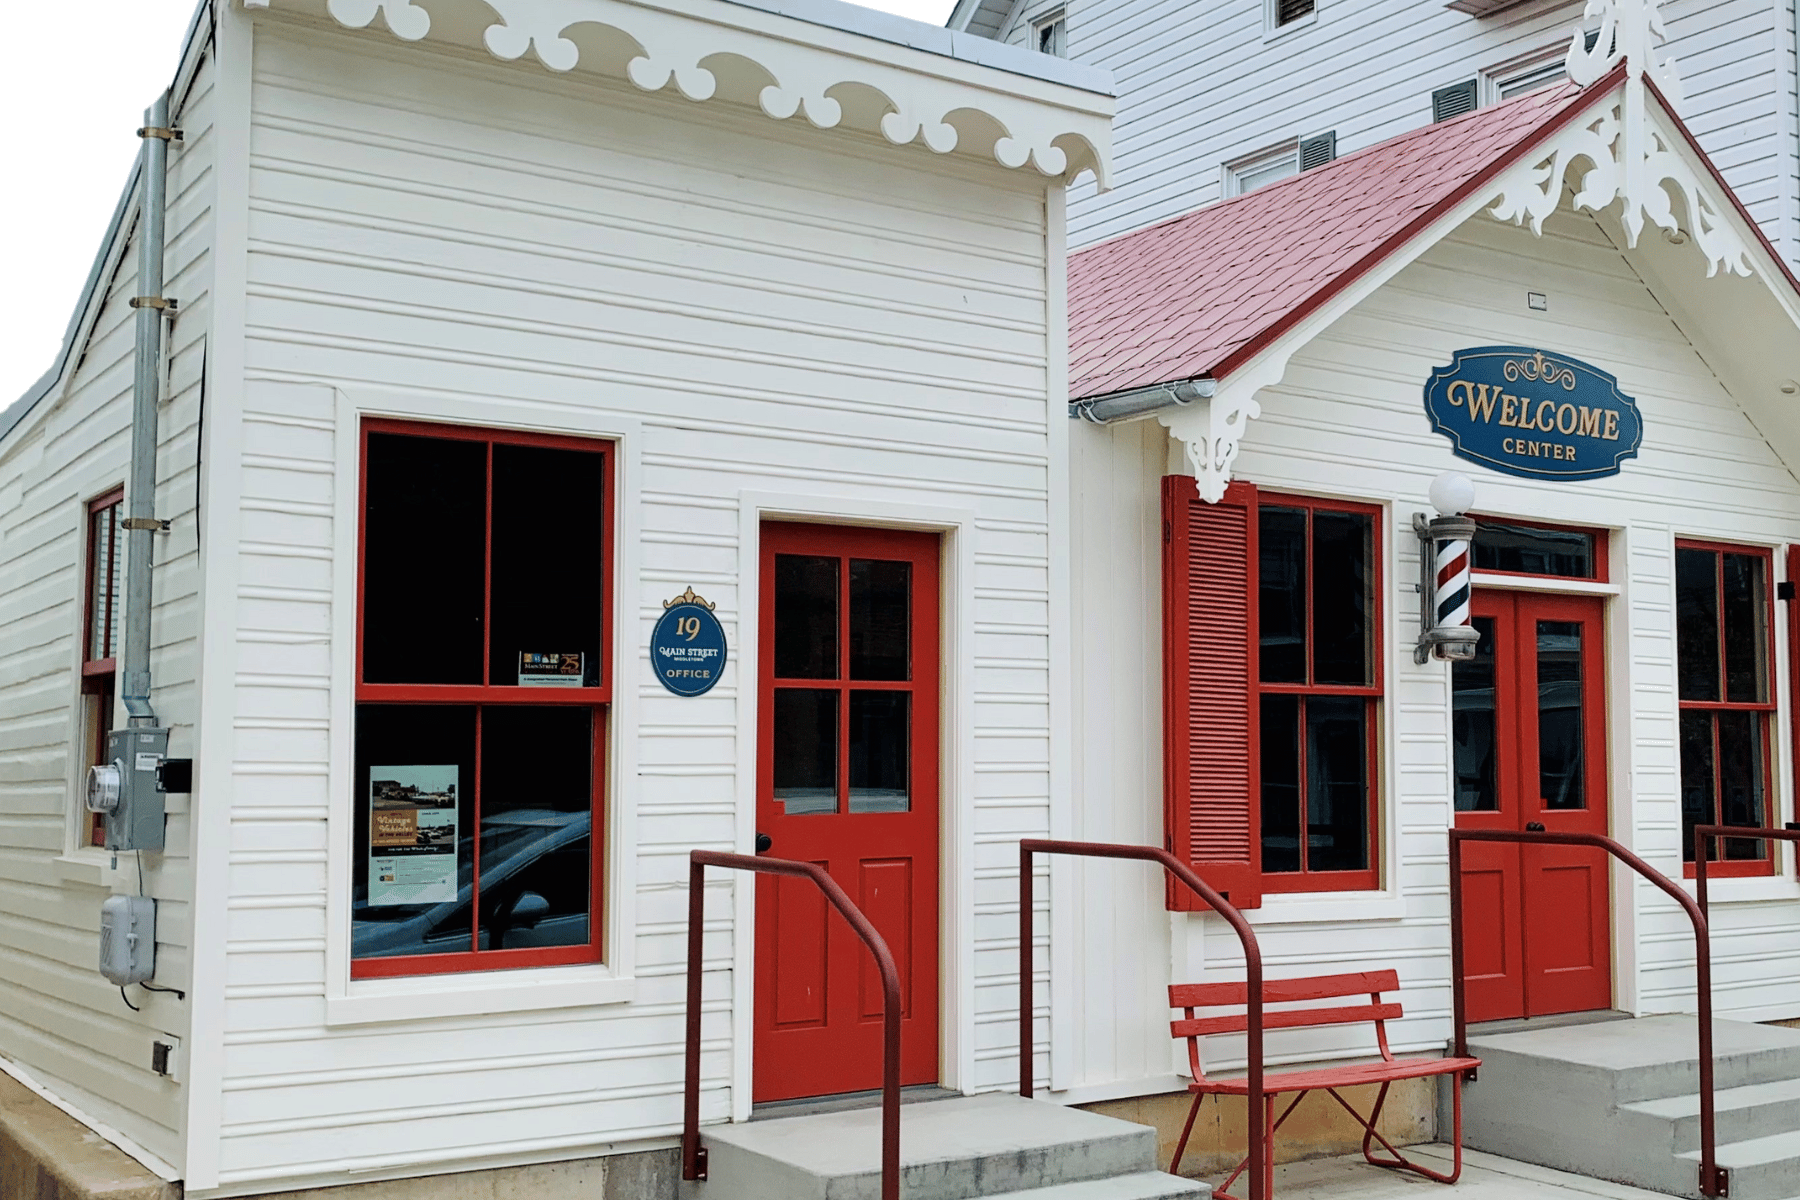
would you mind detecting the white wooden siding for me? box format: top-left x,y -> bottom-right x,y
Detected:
209,19 -> 1059,1191
1064,200 -> 1800,1094
0,49 -> 217,1172
1007,0 -> 1800,259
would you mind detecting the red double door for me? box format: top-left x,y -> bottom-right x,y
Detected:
1454,591 -> 1612,1022
753,523 -> 940,1102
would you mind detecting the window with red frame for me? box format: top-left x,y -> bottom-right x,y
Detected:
1161,480 -> 1382,910
352,421 -> 612,978
1676,541 -> 1775,875
82,490 -> 125,847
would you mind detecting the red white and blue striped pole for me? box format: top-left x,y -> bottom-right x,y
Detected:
1415,473 -> 1480,664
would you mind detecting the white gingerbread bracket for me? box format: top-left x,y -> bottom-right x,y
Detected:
1158,361 -> 1276,504
241,0 -> 1111,187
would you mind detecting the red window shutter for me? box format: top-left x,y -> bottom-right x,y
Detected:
1161,476 -> 1261,911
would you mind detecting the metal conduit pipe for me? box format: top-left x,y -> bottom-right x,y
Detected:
121,90 -> 173,726
1068,376 -> 1214,424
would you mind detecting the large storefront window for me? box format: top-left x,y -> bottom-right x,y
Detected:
352,421 -> 612,977
1676,541 -> 1774,873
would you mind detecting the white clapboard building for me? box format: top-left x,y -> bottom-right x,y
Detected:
0,0 -> 1115,1195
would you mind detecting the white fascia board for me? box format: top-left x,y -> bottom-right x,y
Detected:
243,0 -> 1115,188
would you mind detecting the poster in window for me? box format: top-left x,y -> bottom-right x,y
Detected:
369,765 -> 458,907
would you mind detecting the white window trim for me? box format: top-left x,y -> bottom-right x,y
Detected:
323,385 -> 646,1026
1481,45 -> 1569,105
1032,8 -> 1066,57
1223,138 -> 1301,198
1264,0 -> 1317,41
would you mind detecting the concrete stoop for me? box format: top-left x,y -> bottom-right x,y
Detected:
693,1092 -> 1211,1200
1462,1015 -> 1800,1200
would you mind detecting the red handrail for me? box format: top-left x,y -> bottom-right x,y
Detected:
681,851 -> 903,1200
1018,839 -> 1267,1200
1447,828 -> 1724,1197
1693,823 -> 1800,922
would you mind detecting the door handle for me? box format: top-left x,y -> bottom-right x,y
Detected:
755,831 -> 772,854
1526,822 -> 1546,832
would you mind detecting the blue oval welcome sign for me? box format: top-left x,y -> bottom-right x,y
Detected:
652,588 -> 727,697
1423,346 -> 1643,480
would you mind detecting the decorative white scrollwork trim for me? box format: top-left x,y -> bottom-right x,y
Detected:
243,0 -> 1110,186
1564,0 -> 1681,109
1158,363 -> 1277,504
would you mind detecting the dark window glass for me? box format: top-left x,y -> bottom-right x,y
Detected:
363,434 -> 488,685
352,705 -> 479,960
775,555 -> 839,679
490,445 -> 606,688
1722,553 -> 1765,704
1453,616 -> 1498,812
1537,621 -> 1584,810
849,691 -> 909,813
478,707 -> 592,950
1313,510 -> 1371,685
1306,696 -> 1369,873
1258,508 -> 1307,683
774,689 -> 837,815
1471,522 -> 1596,579
1676,548 -> 1720,701
850,560 -> 910,681
1679,710 -> 1715,863
1717,711 -> 1767,861
1260,694 -> 1301,873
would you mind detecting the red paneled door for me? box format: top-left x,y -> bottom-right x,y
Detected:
754,523 -> 940,1102
1454,592 -> 1612,1022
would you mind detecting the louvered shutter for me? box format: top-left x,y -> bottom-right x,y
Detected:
1161,476 -> 1261,911
1298,131 -> 1337,172
1432,79 -> 1479,123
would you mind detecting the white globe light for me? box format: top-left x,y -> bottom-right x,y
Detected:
1428,471 -> 1475,517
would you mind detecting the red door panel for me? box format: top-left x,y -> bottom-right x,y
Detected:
1455,591 -> 1611,1022
753,523 -> 940,1102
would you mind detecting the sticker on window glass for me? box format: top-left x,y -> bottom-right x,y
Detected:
519,651 -> 584,687
369,765 -> 459,907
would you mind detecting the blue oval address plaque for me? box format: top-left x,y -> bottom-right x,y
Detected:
652,588 -> 727,697
1423,346 -> 1643,481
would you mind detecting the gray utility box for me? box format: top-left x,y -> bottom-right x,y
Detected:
100,727 -> 168,852
100,894 -> 156,986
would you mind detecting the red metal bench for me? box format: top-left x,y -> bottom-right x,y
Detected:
1168,969 -> 1480,1199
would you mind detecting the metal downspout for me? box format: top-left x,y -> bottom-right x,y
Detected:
121,91 -> 172,726
1068,377 -> 1214,424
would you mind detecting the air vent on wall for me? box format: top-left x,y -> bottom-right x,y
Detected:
1276,0 -> 1315,25
1432,79 -> 1479,122
1299,131 -> 1337,171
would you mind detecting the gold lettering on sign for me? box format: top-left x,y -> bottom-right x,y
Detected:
1499,394 -> 1520,426
1447,380 -> 1473,408
1603,410 -> 1619,441
1535,400 -> 1558,432
1578,407 -> 1602,438
1556,403 -> 1578,435
1468,384 -> 1498,422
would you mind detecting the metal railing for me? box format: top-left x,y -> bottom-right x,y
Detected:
681,851 -> 903,1200
1447,828 -> 1725,1198
1017,839 -> 1268,1200
1694,822 -> 1800,921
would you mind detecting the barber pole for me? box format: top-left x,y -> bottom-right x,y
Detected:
1435,534 -> 1472,634
1414,473 -> 1481,663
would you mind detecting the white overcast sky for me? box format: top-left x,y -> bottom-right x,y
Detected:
0,0 -> 957,407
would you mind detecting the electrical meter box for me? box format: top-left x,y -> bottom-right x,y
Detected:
94,727 -> 168,852
100,894 -> 156,986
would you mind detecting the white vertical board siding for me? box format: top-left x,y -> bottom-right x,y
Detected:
217,21 -> 1057,1189
1063,202 -> 1800,1093
1031,0 -> 1798,258
0,51 -> 216,1169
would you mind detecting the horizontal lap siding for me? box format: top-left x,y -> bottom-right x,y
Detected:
1066,204 -> 1800,1091
1036,0 -> 1796,259
222,24 -> 1053,1187
0,53 -> 216,1169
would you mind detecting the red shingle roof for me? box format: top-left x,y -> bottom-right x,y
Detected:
1068,75 -> 1615,401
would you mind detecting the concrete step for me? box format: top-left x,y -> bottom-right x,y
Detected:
1620,1075 -> 1800,1149
698,1092 -> 1173,1200
1678,1129 -> 1800,1200
1004,1172 -> 1210,1199
1469,1015 -> 1800,1103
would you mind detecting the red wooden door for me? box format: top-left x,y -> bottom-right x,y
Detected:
754,523 -> 940,1102
1454,591 -> 1611,1022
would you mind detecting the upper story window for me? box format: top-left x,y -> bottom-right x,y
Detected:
1491,56 -> 1565,101
1160,480 -> 1383,910
1034,10 -> 1066,56
1225,132 -> 1335,198
352,421 -> 614,978
1271,0 -> 1316,31
81,489 -> 124,847
1675,541 -> 1775,875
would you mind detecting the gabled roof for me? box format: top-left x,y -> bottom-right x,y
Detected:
1068,74 -> 1617,402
